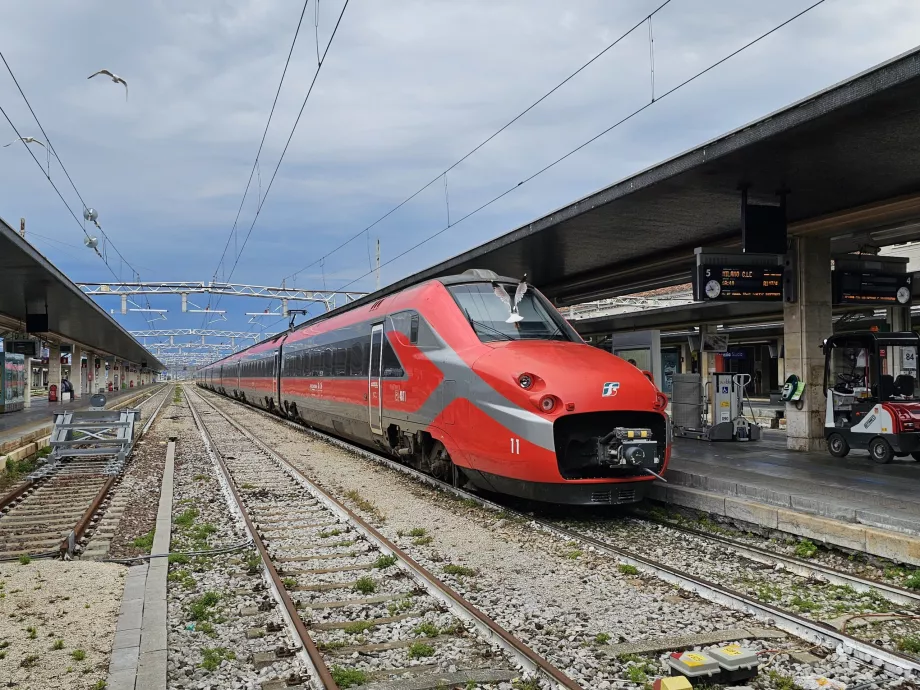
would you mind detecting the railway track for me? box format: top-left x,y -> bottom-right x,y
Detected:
0,385 -> 169,560
195,386 -> 920,679
186,386 -> 582,690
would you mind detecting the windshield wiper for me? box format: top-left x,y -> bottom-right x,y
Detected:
468,319 -> 515,341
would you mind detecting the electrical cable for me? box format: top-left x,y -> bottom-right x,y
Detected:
206,0 -> 350,321
208,0 -> 314,292
218,0 -> 350,290
104,539 -> 254,563
330,0 -> 828,295
0,51 -> 163,336
278,0 -> 676,284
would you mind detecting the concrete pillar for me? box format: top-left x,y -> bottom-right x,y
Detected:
889,305 -> 912,333
783,236 -> 832,451
23,356 -> 31,408
72,345 -> 84,399
47,342 -> 62,403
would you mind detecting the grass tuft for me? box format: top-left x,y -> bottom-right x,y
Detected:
52,639 -> 64,650
200,646 -> 235,672
373,554 -> 397,569
189,591 -> 221,621
331,666 -> 368,688
343,489 -> 384,521
71,649 -> 86,661
442,564 -> 477,577
617,564 -> 639,576
175,508 -> 199,527
343,620 -> 373,635
18,555 -> 31,565
353,576 -> 376,594
794,539 -> 818,559
898,635 -> 920,654
414,621 -> 440,637
132,530 -> 155,551
408,641 -> 435,659
595,632 -> 611,644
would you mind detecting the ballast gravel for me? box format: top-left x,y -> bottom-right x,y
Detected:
198,391 -> 910,689
0,560 -> 123,689
166,397 -> 311,690
106,387 -> 177,559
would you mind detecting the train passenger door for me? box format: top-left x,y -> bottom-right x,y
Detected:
368,325 -> 384,435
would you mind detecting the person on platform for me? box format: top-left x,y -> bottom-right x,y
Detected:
61,378 -> 73,395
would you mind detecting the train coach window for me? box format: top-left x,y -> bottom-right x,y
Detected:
334,347 -> 347,376
349,341 -> 367,377
410,314 -> 419,344
448,283 -> 576,342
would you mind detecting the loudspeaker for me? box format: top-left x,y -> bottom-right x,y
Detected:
26,313 -> 48,333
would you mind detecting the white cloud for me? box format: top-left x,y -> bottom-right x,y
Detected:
0,0 -> 918,337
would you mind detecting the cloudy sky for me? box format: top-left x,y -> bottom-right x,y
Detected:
1,0 -> 919,356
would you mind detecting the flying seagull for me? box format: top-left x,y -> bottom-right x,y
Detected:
88,69 -> 128,101
3,136 -> 45,148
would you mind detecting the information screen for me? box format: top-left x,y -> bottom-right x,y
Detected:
696,265 -> 784,301
833,271 -> 912,306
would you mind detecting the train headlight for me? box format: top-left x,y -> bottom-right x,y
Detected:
539,395 -> 556,412
518,374 -> 533,389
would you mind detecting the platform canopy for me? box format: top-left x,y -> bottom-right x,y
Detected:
0,217 -> 164,370
369,47 -> 920,306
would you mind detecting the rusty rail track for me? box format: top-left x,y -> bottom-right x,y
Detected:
0,385 -> 169,560
187,386 -> 582,690
196,386 -> 920,680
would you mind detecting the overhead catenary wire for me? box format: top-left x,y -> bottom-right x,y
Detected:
208,0 -> 314,291
0,50 -> 163,335
220,0 -> 350,287
278,0 -> 676,285
207,0 -> 350,320
330,0 -> 828,295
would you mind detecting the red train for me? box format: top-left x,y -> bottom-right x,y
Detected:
196,269 -> 671,504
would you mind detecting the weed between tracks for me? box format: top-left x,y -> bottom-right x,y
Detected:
343,489 -> 385,521
331,666 -> 368,688
132,530 -> 155,551
200,646 -> 235,671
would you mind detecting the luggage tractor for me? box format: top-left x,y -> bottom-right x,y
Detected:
823,331 -> 920,463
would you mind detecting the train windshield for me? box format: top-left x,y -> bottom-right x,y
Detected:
448,283 -> 575,342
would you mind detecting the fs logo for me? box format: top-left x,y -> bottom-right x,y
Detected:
602,382 -> 620,397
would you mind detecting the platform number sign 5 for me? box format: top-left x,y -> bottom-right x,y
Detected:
510,438 -> 520,454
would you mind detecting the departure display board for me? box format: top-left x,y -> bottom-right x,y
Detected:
695,265 -> 784,302
833,271 -> 912,306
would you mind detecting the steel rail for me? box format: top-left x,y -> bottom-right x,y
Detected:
0,384 -> 167,515
188,387 -> 584,690
186,389 -> 339,690
59,385 -> 173,557
634,515 -> 920,608
198,388 -> 920,678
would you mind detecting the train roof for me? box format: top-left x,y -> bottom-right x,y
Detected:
200,270 -> 520,369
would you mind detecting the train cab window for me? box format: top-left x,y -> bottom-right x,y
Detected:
447,283 -> 576,343
382,337 -> 404,378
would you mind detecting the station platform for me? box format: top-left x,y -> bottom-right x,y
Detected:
0,386 -> 158,454
650,430 -> 920,566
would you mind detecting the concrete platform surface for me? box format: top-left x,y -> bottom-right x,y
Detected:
659,430 -> 920,564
